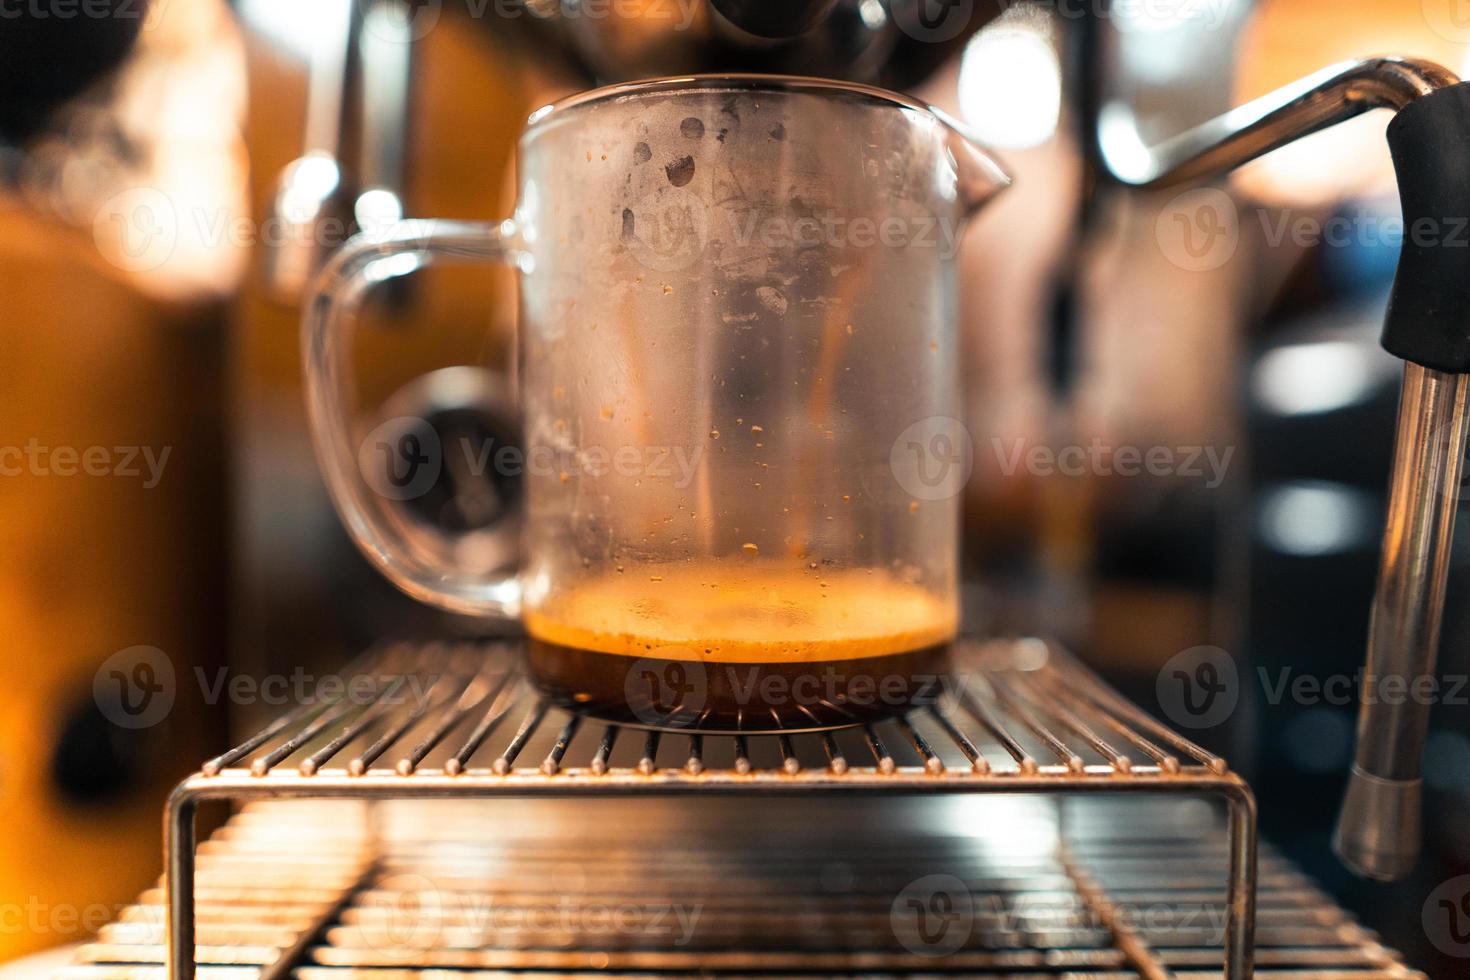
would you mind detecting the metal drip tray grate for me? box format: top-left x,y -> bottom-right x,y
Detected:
192,639 -> 1234,783
155,639 -> 1268,978
65,798 -> 1424,980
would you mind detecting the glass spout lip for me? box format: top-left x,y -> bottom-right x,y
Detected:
526,73 -> 935,127
929,104 -> 1014,208
522,73 -> 1013,195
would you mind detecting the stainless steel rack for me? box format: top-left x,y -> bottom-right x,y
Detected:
71,796 -> 1425,980
162,639 -> 1265,979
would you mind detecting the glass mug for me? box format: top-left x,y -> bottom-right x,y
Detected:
303,75 -> 1008,731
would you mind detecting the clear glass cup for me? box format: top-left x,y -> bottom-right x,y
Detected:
303,75 -> 1008,731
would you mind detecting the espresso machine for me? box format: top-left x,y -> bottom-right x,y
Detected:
269,0 -> 1470,884
271,0 -> 1470,956
7,2 -> 1470,978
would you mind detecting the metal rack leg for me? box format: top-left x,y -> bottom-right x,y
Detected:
165,787 -> 198,980
156,778 -> 1261,979
1223,785 -> 1259,980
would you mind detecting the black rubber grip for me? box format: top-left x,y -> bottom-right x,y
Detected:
1383,81 -> 1470,373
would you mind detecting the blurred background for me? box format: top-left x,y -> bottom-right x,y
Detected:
2,0 -> 1469,974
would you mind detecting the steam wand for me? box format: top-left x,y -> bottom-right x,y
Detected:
1097,56 -> 1470,881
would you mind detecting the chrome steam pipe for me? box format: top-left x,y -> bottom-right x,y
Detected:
1097,55 -> 1468,881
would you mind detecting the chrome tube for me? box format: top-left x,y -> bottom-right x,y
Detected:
262,0 -> 358,302
1336,365 -> 1470,879
1099,56 -> 1458,188
354,1 -> 413,233
1098,56 -> 1467,880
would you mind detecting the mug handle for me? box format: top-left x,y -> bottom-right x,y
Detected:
302,218 -> 524,619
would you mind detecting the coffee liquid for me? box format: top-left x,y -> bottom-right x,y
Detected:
525,562 -> 957,731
